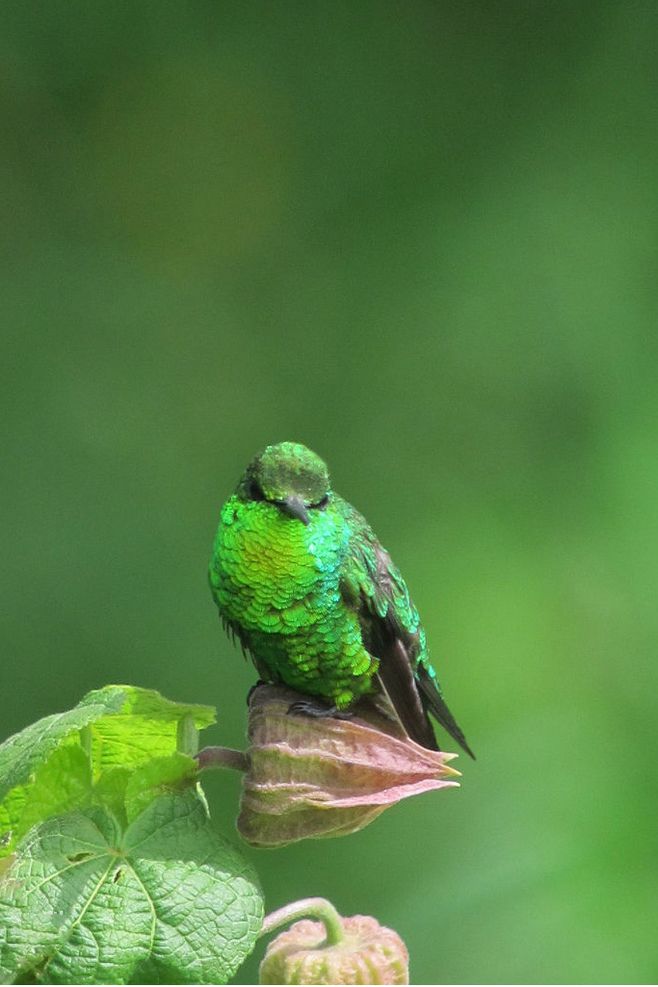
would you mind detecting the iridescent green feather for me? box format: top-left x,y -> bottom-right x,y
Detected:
209,493 -> 378,707
209,442 -> 474,756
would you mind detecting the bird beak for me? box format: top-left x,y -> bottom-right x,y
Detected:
279,495 -> 310,525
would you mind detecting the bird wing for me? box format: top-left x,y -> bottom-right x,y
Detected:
338,497 -> 474,757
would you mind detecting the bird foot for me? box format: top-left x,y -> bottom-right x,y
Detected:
287,699 -> 353,721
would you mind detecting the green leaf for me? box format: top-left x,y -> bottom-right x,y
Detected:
0,686 -> 216,857
88,753 -> 199,832
0,792 -> 263,985
91,766 -> 133,827
123,753 -> 199,824
87,686 -> 215,775
0,687 -> 126,805
10,744 -> 92,844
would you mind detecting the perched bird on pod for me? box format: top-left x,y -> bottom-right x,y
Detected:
209,442 -> 474,757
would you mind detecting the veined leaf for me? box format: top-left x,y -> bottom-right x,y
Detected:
0,686 -> 216,857
0,687 -> 126,805
0,792 -> 262,985
86,686 -> 215,774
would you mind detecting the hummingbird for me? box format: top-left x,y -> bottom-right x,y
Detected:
209,442 -> 474,757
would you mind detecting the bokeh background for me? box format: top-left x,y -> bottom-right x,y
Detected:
2,2 -> 657,983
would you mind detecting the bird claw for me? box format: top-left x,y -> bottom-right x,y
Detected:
287,699 -> 354,721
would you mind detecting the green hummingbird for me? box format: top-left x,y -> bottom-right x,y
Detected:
209,441 -> 474,757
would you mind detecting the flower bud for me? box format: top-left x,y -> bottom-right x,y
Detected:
260,910 -> 409,985
237,684 -> 459,847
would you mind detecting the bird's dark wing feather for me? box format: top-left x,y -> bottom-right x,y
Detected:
371,628 -> 440,750
337,499 -> 438,749
416,662 -> 475,759
337,495 -> 474,756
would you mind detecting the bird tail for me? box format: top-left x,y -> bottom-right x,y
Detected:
417,664 -> 476,760
375,639 -> 440,751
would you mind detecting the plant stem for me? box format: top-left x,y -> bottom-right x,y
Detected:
195,746 -> 249,772
260,897 -> 344,947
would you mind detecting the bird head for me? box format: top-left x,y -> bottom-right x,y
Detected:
238,442 -> 331,525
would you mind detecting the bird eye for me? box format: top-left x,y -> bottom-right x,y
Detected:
317,494 -> 330,509
247,478 -> 265,501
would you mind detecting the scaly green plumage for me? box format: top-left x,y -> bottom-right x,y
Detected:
209,442 -> 474,756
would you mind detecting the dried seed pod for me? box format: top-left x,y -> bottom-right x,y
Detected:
259,900 -> 409,985
238,684 -> 459,847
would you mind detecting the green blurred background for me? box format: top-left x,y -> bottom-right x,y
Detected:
2,2 -> 657,983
